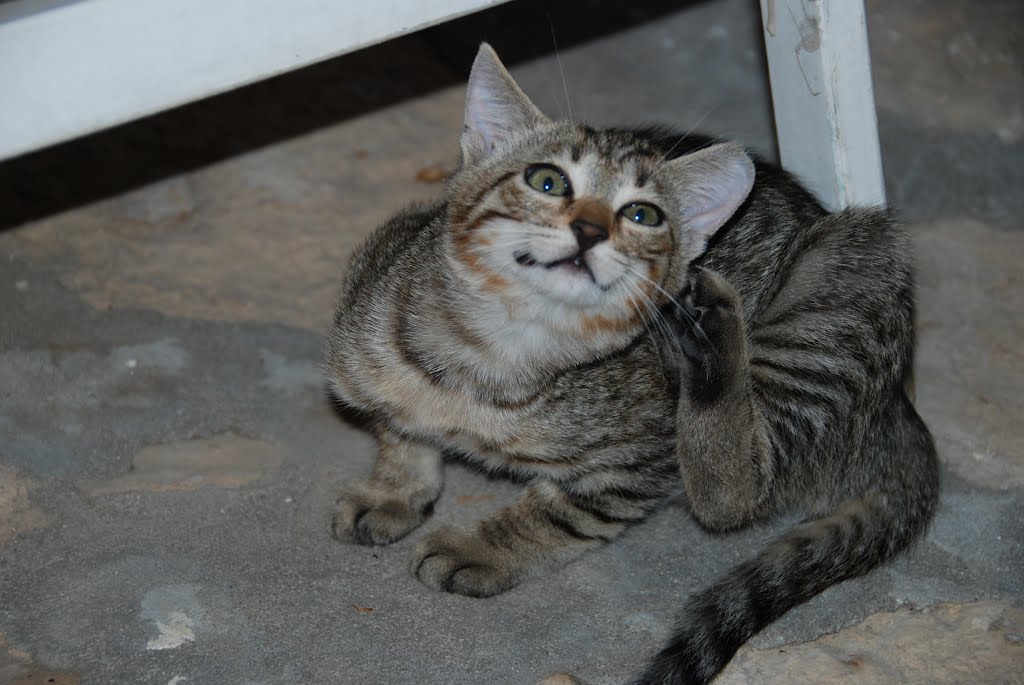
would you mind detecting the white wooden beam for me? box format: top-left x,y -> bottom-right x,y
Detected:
0,0 -> 511,161
759,0 -> 886,210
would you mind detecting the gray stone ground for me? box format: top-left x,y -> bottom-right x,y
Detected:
1,1 -> 1022,684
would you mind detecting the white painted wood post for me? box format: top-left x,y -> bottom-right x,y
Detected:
758,0 -> 886,210
0,0 -> 511,162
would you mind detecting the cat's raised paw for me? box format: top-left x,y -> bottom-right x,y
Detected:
675,267 -> 745,402
677,267 -> 743,357
411,527 -> 520,597
331,487 -> 436,546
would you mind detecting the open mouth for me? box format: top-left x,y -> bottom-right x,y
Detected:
515,251 -> 594,281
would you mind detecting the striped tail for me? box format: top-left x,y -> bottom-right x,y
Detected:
632,394 -> 938,685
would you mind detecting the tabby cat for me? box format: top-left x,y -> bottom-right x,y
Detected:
324,44 -> 939,685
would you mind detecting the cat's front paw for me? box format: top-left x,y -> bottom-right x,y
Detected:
411,527 -> 520,598
674,267 -> 745,403
331,485 -> 436,546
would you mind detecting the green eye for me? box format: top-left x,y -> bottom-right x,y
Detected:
621,202 -> 663,227
525,165 -> 571,196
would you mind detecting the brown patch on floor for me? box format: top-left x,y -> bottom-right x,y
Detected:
82,435 -> 283,496
717,601 -> 1024,685
537,675 -> 585,685
415,162 -> 456,183
0,465 -> 48,549
0,90 -> 464,332
0,629 -> 80,685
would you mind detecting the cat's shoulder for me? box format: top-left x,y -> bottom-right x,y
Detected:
346,200 -> 447,287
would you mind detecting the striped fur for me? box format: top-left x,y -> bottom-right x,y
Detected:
324,45 -> 938,684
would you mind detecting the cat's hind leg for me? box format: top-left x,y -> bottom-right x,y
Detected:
632,391 -> 938,685
331,429 -> 444,545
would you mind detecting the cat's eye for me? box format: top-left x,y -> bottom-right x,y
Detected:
524,165 -> 571,196
621,202 -> 664,227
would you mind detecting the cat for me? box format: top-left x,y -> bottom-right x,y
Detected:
323,43 -> 939,685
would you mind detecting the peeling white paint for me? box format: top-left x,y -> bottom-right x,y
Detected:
147,610 -> 195,650
759,0 -> 886,210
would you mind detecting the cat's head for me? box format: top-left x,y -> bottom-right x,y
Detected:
444,44 -> 754,346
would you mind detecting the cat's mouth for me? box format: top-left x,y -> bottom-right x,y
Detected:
515,250 -> 596,282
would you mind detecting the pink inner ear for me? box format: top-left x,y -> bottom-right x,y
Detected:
467,95 -> 506,151
678,147 -> 755,244
462,45 -> 547,164
687,203 -> 739,241
466,87 -> 522,153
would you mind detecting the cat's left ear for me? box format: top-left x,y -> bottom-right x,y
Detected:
462,43 -> 548,166
664,142 -> 755,250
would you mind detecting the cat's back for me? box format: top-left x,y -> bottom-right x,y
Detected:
709,203 -> 914,334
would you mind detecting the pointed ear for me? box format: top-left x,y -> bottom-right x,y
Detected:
462,43 -> 547,166
665,142 -> 755,248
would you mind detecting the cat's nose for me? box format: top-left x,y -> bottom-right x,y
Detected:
571,218 -> 609,252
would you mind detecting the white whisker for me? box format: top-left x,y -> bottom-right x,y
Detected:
609,255 -> 718,356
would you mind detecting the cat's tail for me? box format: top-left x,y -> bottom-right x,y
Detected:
630,392 -> 939,685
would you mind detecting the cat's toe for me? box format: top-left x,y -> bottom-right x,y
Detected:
332,491 -> 434,546
674,306 -> 707,363
690,266 -> 739,311
411,528 -> 519,597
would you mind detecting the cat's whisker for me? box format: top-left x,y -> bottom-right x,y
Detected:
618,273 -> 680,361
621,276 -> 671,348
603,254 -> 675,303
471,237 -> 534,252
619,277 -> 667,363
612,258 -> 720,356
472,225 -> 567,244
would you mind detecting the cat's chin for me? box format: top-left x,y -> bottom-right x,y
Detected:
519,267 -> 615,309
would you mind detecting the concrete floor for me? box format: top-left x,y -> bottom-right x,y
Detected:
1,0 -> 1022,683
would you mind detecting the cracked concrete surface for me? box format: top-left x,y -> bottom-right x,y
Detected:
1,0 -> 1021,683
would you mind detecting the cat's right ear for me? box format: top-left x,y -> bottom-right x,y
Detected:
462,43 -> 548,166
665,142 -> 756,251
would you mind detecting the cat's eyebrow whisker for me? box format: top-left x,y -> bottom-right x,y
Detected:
659,106 -> 717,164
548,13 -> 573,121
